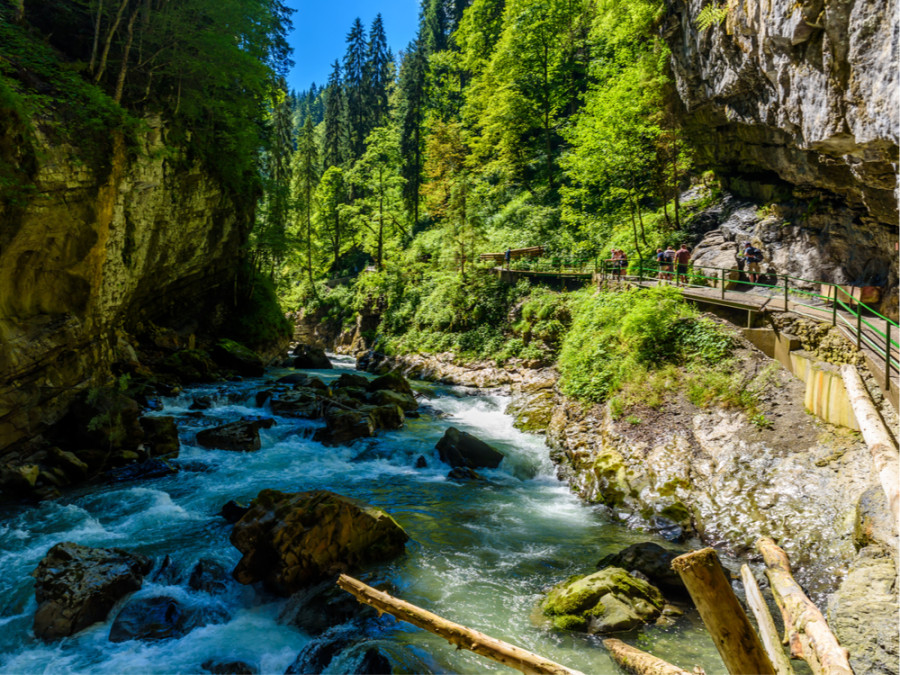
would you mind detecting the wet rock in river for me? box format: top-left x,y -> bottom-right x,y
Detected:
269,389 -> 322,418
105,458 -> 177,483
366,371 -> 414,397
220,499 -> 250,523
367,389 -> 418,412
108,595 -> 229,642
31,542 -> 153,641
541,567 -> 664,633
361,404 -> 405,431
506,390 -> 556,433
291,344 -> 332,369
333,372 -> 370,389
447,466 -> 484,482
597,543 -> 686,596
649,515 -> 685,543
279,580 -> 376,635
314,409 -> 376,446
415,455 -> 428,469
202,660 -> 258,675
230,489 -> 408,595
196,418 -> 275,452
190,396 -> 214,410
189,558 -> 228,595
139,416 -> 180,458
211,339 -> 265,377
436,427 -> 504,469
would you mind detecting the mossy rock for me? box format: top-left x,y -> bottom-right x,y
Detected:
163,349 -> 218,383
659,501 -> 692,528
590,450 -> 631,508
212,339 -> 265,377
541,567 -> 664,634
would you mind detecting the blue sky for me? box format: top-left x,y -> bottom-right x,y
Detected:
284,1 -> 422,93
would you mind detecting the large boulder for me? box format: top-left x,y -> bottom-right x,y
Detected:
292,344 -> 333,369
366,371 -> 414,396
139,416 -> 180,458
436,427 -> 504,469
367,389 -> 418,412
360,404 -> 405,431
541,567 -> 664,633
597,543 -> 685,596
211,339 -> 265,377
269,389 -> 322,418
278,580 -> 376,635
313,409 -> 375,446
196,418 -> 275,452
334,372 -> 370,389
105,459 -> 177,484
108,595 -> 229,642
230,489 -> 408,595
31,542 -> 153,641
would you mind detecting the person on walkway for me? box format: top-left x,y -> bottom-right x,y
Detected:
674,244 -> 691,286
663,246 -> 676,281
743,242 -> 763,284
619,249 -> 629,278
656,249 -> 665,280
504,247 -> 511,269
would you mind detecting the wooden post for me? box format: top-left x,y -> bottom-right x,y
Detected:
756,538 -> 853,675
840,364 -> 900,525
602,639 -> 694,675
739,565 -> 795,675
336,574 -> 585,675
671,548 -> 776,675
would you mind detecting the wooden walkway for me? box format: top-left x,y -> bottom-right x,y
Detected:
492,265 -> 898,408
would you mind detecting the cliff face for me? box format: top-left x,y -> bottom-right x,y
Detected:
0,116 -> 250,452
664,0 -> 899,225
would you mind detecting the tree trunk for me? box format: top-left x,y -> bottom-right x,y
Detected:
336,574 -> 585,675
13,0 -> 25,24
89,0 -> 104,75
602,639 -> 694,675
840,363 -> 900,525
113,3 -> 140,103
627,190 -> 643,262
631,171 -> 649,249
671,548 -> 776,675
740,565 -> 795,675
671,136 -> 681,230
756,537 -> 853,675
94,0 -> 130,85
377,169 -> 384,271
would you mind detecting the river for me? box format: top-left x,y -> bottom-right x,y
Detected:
0,355 -> 725,674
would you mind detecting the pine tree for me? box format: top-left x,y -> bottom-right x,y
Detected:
397,39 -> 427,231
421,0 -> 448,54
292,117 -> 320,292
367,14 -> 392,129
323,60 -> 347,169
343,17 -> 368,160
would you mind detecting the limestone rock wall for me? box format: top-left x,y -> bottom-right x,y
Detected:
0,117 -> 250,452
664,0 -> 899,225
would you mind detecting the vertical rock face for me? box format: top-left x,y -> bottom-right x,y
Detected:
0,116 -> 250,452
664,0 -> 898,225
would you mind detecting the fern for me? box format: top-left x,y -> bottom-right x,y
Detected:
696,2 -> 728,31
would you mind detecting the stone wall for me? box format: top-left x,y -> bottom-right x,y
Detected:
0,117 -> 250,452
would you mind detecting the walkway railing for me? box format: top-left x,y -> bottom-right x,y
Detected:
491,256 -> 899,383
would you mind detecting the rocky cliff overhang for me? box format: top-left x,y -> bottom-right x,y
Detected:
664,0 -> 899,226
0,116 -> 251,452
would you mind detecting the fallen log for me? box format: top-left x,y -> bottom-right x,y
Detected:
756,537 -> 852,675
671,548 -> 775,675
602,638 -> 694,675
740,564 -> 795,675
336,574 -> 585,675
840,363 -> 900,526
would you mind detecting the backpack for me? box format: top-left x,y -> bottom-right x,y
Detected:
746,247 -> 763,263
663,250 -> 675,262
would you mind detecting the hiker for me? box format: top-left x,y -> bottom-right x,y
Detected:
674,244 -> 691,286
656,248 -> 665,279
743,242 -> 763,284
663,245 -> 676,281
504,247 -> 511,269
619,249 -> 629,278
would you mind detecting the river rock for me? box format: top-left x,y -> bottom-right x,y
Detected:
541,567 -> 664,633
334,372 -> 370,389
828,546 -> 899,675
506,390 -> 556,433
436,427 -> 504,469
269,389 -> 322,418
31,542 -> 153,641
220,499 -> 250,523
597,543 -> 685,595
211,339 -> 265,377
292,344 -> 332,369
361,404 -> 405,431
108,595 -> 229,642
367,389 -> 418,412
314,409 -> 375,446
139,416 -> 180,458
196,418 -> 275,452
105,458 -> 177,483
279,580 -> 376,635
189,558 -> 228,595
230,489 -> 408,595
162,348 -> 220,384
447,467 -> 484,482
191,396 -> 214,410
202,660 -> 258,675
366,371 -> 414,396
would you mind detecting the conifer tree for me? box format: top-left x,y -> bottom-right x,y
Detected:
397,40 -> 427,231
367,14 -> 392,129
421,0 -> 448,53
322,60 -> 347,169
343,17 -> 368,160
292,117 -> 320,292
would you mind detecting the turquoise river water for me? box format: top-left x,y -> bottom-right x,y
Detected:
0,355 -> 726,674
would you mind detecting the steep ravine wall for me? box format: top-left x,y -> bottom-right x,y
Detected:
0,116 -> 250,453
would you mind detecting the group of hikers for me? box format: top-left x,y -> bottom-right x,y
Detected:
600,241 -> 765,287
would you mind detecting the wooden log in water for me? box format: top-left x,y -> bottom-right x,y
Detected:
756,537 -> 853,675
671,548 -> 776,675
740,564 -> 795,675
602,638 -> 694,675
840,363 -> 900,526
336,574 -> 585,675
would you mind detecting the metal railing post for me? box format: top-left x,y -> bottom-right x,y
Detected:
857,300 -> 862,350
721,269 -> 726,299
832,286 -> 838,326
886,318 -> 892,383
784,274 -> 789,312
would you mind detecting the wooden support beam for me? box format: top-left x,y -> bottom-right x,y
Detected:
602,639 -> 695,675
840,363 -> 900,526
740,565 -> 795,675
671,548 -> 776,675
336,574 -> 585,675
756,538 -> 853,675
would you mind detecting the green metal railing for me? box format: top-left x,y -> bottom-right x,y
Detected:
493,255 -> 899,381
